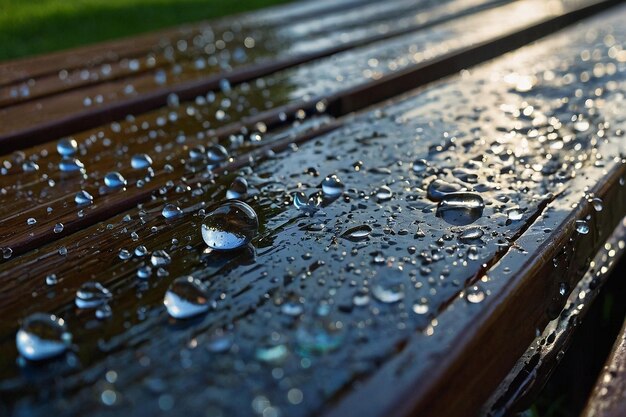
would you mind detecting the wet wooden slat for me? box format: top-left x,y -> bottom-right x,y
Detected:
0,0 -> 507,152
582,315 -> 626,417
0,5 -> 625,416
0,0 -> 617,261
0,0 -> 378,86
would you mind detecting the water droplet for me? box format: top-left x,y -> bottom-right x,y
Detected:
150,250 -> 171,267
255,344 -> 288,363
134,245 -> 148,257
412,159 -> 429,173
226,177 -> 248,200
53,223 -> 64,234
575,220 -> 589,235
57,138 -> 77,156
436,193 -> 484,226
131,154 -> 153,169
59,157 -> 85,172
591,198 -> 603,212
16,313 -> 71,361
375,186 -> 393,202
507,208 -> 523,221
340,225 -> 372,241
459,227 -> 484,242
75,282 -> 112,308
96,305 -> 112,320
427,179 -> 464,201
162,203 -> 182,219
296,321 -> 342,355
163,276 -> 210,319
466,286 -> 486,304
75,190 -> 94,205
371,269 -> 405,303
45,274 -> 58,286
412,303 -> 429,314
352,290 -> 370,306
119,249 -> 132,260
104,172 -> 127,188
137,265 -> 152,279
293,192 -> 322,213
22,161 -> 39,172
321,175 -> 345,196
201,201 -> 258,250
27,218 -> 36,225
206,144 -> 229,165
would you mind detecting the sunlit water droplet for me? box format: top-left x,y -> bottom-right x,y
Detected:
131,153 -> 153,169
466,286 -> 486,304
412,159 -> 429,173
293,192 -> 322,213
575,220 -> 589,235
75,281 -> 112,309
201,200 -> 258,250
226,177 -> 248,200
436,192 -> 484,226
340,225 -> 373,241
459,227 -> 484,242
591,198 -> 603,212
104,172 -> 127,188
75,190 -> 94,205
163,276 -> 210,319
57,138 -> 78,156
16,313 -> 72,361
321,175 -> 345,196
375,186 -> 393,202
427,179 -> 464,201
162,203 -> 182,219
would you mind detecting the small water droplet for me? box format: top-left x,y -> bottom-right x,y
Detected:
16,313 -> 71,361
375,186 -> 393,202
131,154 -> 153,169
27,218 -> 37,226
162,203 -> 182,219
321,175 -> 345,196
75,190 -> 94,205
294,191 -> 322,213
459,227 -> 484,242
75,282 -> 112,309
201,201 -> 258,250
591,198 -> 603,212
427,179 -> 464,201
135,246 -> 148,257
163,276 -> 210,319
59,157 -> 85,172
371,269 -> 405,303
575,220 -> 589,235
57,138 -> 77,156
104,172 -> 127,188
206,144 -> 229,165
436,193 -> 484,226
412,159 -> 429,173
53,223 -> 64,234
119,249 -> 132,260
340,225 -> 373,241
45,274 -> 58,286
96,304 -> 112,320
466,286 -> 486,304
150,250 -> 171,267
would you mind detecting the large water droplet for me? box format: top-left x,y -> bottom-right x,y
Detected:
162,203 -> 182,219
321,175 -> 345,196
57,138 -> 77,156
427,179 -> 464,201
163,276 -> 210,319
16,313 -> 71,361
75,282 -> 112,308
104,172 -> 127,188
201,200 -> 258,250
436,192 -> 484,226
207,144 -> 229,165
131,153 -> 153,169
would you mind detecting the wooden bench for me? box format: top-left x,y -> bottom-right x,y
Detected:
0,0 -> 625,416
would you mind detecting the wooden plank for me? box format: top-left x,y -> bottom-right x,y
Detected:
482,219 -> 626,416
0,0 -> 469,108
0,0 -> 617,261
0,0 -> 378,86
0,0 -> 507,151
1,5 -> 625,416
582,314 -> 626,417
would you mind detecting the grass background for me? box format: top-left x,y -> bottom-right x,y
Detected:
0,0 -> 290,62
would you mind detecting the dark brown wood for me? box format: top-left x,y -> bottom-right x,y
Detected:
582,315 -> 626,417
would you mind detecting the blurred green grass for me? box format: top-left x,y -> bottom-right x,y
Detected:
0,0 -> 290,62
